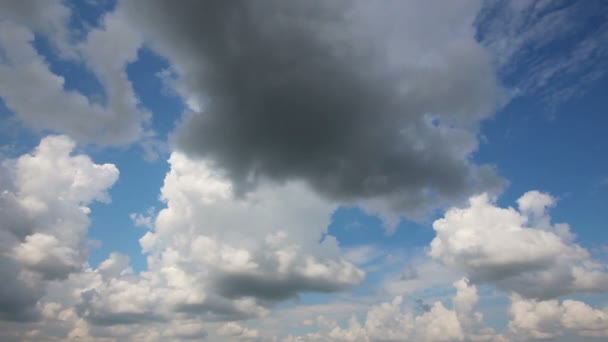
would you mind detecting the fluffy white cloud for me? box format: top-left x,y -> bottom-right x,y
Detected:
4,174 -> 607,341
509,295 -> 608,339
430,191 -> 608,298
0,135 -> 118,321
71,151 -> 363,327
0,149 -> 363,340
283,278 -> 506,342
129,207 -> 156,229
13,233 -> 82,279
0,1 -> 149,145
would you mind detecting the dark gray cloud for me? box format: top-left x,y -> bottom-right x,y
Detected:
214,271 -> 358,302
0,254 -> 41,322
0,198 -> 43,322
175,297 -> 261,322
415,298 -> 431,313
122,0 -> 504,215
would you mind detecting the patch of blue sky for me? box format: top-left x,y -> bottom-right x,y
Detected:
471,0 -> 608,248
21,21 -> 152,271
84,47 -> 187,271
66,0 -> 117,40
0,27 -> 108,155
26,42 -> 168,272
477,292 -> 510,331
127,47 -> 185,140
0,98 -> 40,157
86,143 -> 169,271
95,49 -> 190,271
23,3 -> 190,271
329,206 -> 435,249
32,33 -> 107,105
475,75 -> 608,247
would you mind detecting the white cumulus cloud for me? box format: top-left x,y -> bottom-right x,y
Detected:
283,278 -> 507,342
430,191 -> 608,298
509,295 -> 608,340
0,135 -> 118,321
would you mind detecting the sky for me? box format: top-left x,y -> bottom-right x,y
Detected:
0,0 -> 607,341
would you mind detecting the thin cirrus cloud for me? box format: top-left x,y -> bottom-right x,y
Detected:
477,0 -> 608,105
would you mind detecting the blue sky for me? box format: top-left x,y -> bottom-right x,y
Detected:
1,0 -> 608,341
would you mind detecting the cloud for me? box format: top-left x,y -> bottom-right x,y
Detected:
384,257 -> 462,297
0,0 -> 74,57
0,1 -> 150,145
70,151 -> 363,327
13,233 -> 82,280
2,3 -> 607,341
216,322 -> 260,340
0,148 -> 364,339
430,191 -> 608,298
283,278 -> 507,342
119,0 -> 505,220
0,135 -> 118,321
129,207 -> 156,229
477,0 -> 608,105
509,295 -> 608,339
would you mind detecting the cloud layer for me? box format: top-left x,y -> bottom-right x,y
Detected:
1,1 -> 607,341
1,139 -> 608,341
120,0 -> 504,219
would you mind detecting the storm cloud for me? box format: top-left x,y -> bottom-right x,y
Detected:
122,0 -> 505,216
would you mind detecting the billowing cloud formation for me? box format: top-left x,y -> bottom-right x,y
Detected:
283,279 -> 507,342
71,151 -> 363,326
430,191 -> 608,298
1,149 -> 606,342
120,0 -> 504,218
0,1 -> 149,145
0,135 -> 118,321
509,295 -> 608,339
216,322 -> 260,340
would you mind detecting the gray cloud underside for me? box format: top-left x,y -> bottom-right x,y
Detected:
122,0 -> 505,214
214,271 -> 357,302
